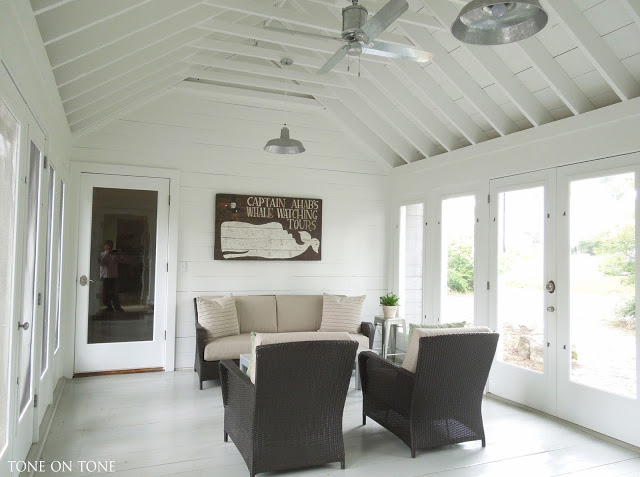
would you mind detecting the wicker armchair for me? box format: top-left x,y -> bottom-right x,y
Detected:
359,332 -> 499,457
220,340 -> 358,477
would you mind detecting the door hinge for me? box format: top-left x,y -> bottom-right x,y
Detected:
168,195 -> 171,206
164,330 -> 167,341
487,281 -> 490,290
487,194 -> 490,204
37,292 -> 42,306
43,156 -> 48,169
34,394 -> 38,408
166,263 -> 169,272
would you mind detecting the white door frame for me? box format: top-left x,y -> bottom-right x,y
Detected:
68,163 -> 180,373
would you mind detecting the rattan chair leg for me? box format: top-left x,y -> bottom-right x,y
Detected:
341,459 -> 345,469
411,448 -> 416,458
224,431 -> 228,442
362,414 -> 366,425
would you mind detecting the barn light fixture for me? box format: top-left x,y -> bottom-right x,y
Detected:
264,58 -> 305,154
451,1 -> 548,45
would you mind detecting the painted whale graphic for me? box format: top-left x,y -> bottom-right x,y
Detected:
221,221 -> 319,259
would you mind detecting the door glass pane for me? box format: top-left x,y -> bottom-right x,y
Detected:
88,188 -> 158,344
441,195 -> 476,324
55,180 -> 65,352
399,204 -> 423,325
569,173 -> 636,398
0,98 -> 19,454
41,166 -> 55,375
20,142 -> 42,414
497,187 -> 545,372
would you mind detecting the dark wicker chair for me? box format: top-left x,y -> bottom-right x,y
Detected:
194,297 -> 374,389
359,332 -> 499,457
220,339 -> 358,477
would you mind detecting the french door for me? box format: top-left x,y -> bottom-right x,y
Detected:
489,156 -> 640,446
74,173 -> 169,373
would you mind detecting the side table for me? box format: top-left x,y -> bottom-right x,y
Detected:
374,316 -> 407,360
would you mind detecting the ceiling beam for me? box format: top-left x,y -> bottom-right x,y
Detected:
71,74 -> 186,135
30,0 -> 74,15
402,24 -> 518,136
425,0 -> 553,127
46,0 -> 204,68
517,37 -> 594,116
622,0 -> 640,28
541,0 -> 640,101
185,66 -> 335,97
397,62 -> 488,145
317,97 -> 402,167
63,48 -> 198,114
36,0 -> 153,45
366,62 -> 461,151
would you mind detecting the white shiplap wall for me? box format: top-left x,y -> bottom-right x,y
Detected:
72,87 -> 391,369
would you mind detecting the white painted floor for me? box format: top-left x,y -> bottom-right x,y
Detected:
38,370 -> 640,476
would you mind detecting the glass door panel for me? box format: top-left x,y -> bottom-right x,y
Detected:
440,195 -> 476,324
41,167 -> 55,376
496,187 -> 546,372
569,173 -> 636,398
399,203 -> 423,324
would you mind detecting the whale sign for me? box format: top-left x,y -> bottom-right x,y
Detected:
215,193 -> 322,261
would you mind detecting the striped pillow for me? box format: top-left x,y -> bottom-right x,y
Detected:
196,294 -> 240,340
319,293 -> 365,334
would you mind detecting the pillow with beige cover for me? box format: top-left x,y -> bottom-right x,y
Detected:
401,325 -> 491,373
249,331 -> 353,383
196,294 -> 240,340
318,293 -> 365,334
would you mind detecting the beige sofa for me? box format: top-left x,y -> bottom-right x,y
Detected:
193,295 -> 375,389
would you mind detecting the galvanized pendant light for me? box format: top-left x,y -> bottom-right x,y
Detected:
451,1 -> 548,46
264,58 -> 305,154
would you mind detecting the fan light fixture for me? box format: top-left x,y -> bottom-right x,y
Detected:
451,1 -> 548,45
264,58 -> 305,155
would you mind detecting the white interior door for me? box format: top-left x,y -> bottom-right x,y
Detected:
74,173 -> 169,374
488,170 -> 557,415
557,157 -> 640,446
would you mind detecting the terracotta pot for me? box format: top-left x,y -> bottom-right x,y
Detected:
382,305 -> 398,318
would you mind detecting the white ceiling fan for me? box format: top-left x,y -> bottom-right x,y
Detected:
265,0 -> 433,74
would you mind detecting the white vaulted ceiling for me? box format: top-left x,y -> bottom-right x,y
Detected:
30,0 -> 640,167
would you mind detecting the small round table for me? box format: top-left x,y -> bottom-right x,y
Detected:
374,316 -> 407,360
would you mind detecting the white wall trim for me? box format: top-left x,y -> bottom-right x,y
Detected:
68,162 -> 181,373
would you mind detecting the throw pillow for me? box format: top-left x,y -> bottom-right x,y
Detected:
407,321 -> 466,343
318,293 -> 365,334
196,294 -> 240,340
401,325 -> 491,374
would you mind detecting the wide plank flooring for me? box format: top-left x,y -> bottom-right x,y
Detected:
38,370 -> 640,476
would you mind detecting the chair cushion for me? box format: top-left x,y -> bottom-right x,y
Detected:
196,294 -> 240,340
407,321 -> 466,343
401,326 -> 491,373
349,333 -> 370,349
249,331 -> 353,383
275,295 -> 323,332
203,333 -> 252,361
318,293 -> 365,334
235,295 -> 277,333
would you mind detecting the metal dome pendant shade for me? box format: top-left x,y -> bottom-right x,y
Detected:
264,126 -> 305,154
451,1 -> 548,45
264,58 -> 305,154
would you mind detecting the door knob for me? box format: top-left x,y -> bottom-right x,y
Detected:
545,280 -> 556,293
79,275 -> 95,286
18,321 -> 29,331
547,306 -> 555,312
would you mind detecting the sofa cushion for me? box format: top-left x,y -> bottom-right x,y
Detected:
402,326 -> 491,373
196,295 -> 240,340
349,333 -> 370,349
318,294 -> 366,334
204,333 -> 252,361
275,295 -> 323,332
235,296 -> 277,334
250,331 -> 353,383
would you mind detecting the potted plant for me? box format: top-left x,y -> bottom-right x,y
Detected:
379,292 -> 399,319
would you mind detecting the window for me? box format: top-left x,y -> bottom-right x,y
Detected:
440,195 -> 476,323
41,166 -> 55,375
54,180 -> 65,353
399,204 -> 423,325
0,98 -> 19,455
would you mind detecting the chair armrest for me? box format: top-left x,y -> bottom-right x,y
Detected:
195,322 -> 208,360
360,321 -> 375,349
358,351 -> 415,416
219,360 -> 255,408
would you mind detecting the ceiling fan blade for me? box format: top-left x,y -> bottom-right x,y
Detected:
263,25 -> 347,42
362,41 -> 433,63
317,44 -> 349,74
360,0 -> 409,42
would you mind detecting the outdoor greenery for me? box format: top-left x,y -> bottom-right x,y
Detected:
379,292 -> 399,306
447,240 -> 474,294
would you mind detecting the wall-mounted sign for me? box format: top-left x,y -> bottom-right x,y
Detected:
215,193 -> 322,260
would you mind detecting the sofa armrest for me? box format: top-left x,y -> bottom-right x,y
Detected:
195,322 -> 208,360
360,321 -> 375,349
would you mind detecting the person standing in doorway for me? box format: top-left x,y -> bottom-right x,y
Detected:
99,239 -> 124,312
